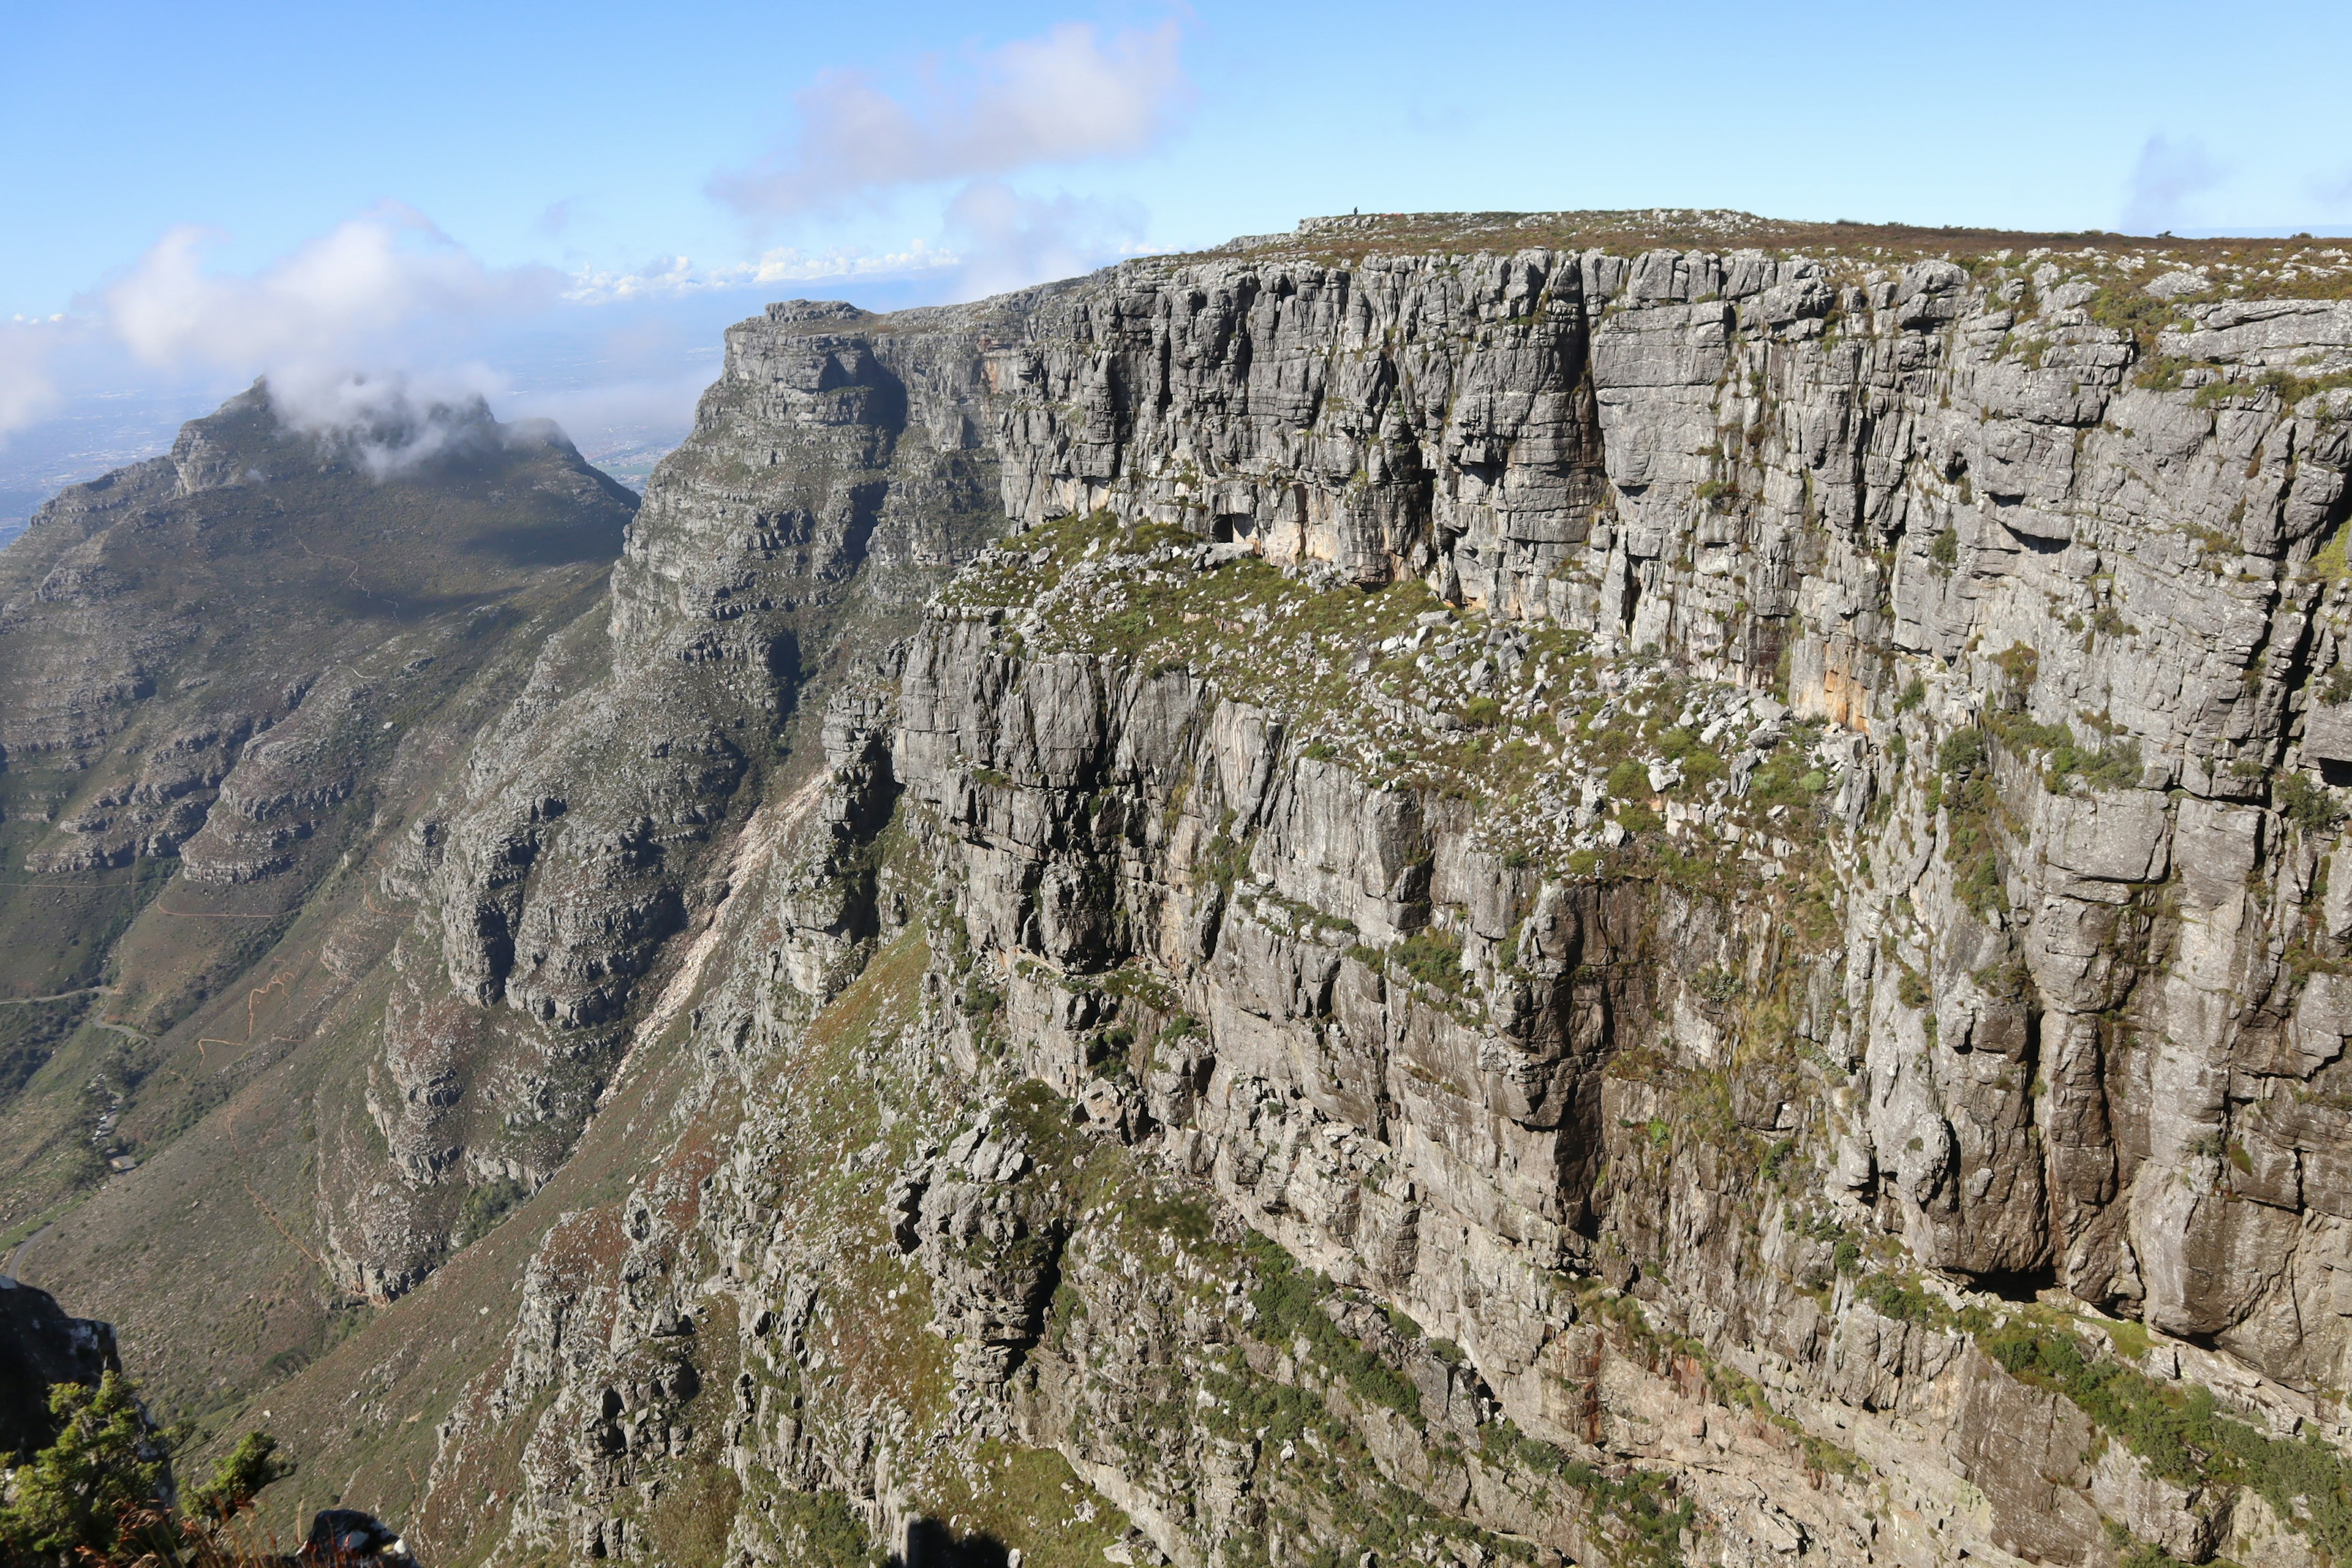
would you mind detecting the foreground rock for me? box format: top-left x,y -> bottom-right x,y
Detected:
0,1278 -> 118,1458
300,1508 -> 416,1565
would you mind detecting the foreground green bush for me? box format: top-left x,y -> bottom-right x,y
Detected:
0,1372 -> 291,1567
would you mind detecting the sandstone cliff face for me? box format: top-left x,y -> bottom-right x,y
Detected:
331,302 -> 1006,1296
37,220 -> 2352,1568
374,225 -> 2352,1567
951,230 -> 2352,1370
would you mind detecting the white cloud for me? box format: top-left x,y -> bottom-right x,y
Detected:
0,317 -> 71,438
711,21 -> 1190,217
107,205 -> 558,390
89,204 -> 576,470
270,375 -> 536,478
563,241 -> 960,303
2122,135 -> 2226,235
943,181 -> 1146,299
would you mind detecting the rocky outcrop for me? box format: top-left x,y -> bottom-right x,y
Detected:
328,303 -> 1008,1297
301,1507 -> 418,1565
0,1277 -> 119,1458
29,216 -> 2352,1568
402,221 -> 2352,1567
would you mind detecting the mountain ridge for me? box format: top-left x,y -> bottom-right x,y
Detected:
10,215 -> 2352,1567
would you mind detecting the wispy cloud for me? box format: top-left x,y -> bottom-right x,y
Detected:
944,181 -> 1147,298
0,315 -> 74,438
2122,135 -> 2226,235
107,205 -> 559,391
562,241 -> 961,303
94,203 -> 573,467
710,21 -> 1190,219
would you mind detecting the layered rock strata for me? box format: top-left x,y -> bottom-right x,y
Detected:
39,217 -> 2352,1568
335,302 -> 1007,1294
379,226 -> 2352,1567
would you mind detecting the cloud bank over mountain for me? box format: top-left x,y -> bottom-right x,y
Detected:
0,18 -> 1193,509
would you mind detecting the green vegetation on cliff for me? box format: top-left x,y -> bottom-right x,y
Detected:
1985,1315 -> 2352,1560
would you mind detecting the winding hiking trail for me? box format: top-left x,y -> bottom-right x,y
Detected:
0,986 -> 116,1008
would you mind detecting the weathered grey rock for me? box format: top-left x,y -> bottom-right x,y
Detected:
139,222 -> 2352,1568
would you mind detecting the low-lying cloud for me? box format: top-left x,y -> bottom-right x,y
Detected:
0,317 -> 71,435
944,181 -> 1146,298
105,203 -> 562,439
277,376 -> 558,478
710,21 -> 1190,218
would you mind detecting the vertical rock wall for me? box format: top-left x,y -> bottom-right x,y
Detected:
372,225 -> 2352,1567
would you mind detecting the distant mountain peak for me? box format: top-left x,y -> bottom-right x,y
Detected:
160,378 -> 579,494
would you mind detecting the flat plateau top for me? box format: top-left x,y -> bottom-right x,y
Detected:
1170,209 -> 2352,299
757,211 -> 2352,337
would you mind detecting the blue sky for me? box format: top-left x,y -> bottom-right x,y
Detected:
6,0 -> 2352,506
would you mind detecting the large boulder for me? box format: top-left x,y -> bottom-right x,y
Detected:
0,1277 -> 121,1458
301,1509 -> 416,1564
